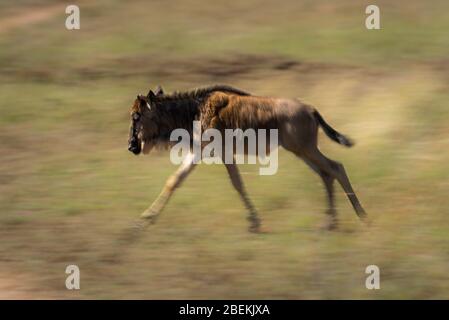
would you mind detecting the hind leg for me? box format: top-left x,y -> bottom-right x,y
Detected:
332,161 -> 366,219
304,148 -> 366,222
303,158 -> 338,229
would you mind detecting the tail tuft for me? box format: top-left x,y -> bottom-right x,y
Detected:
337,135 -> 354,147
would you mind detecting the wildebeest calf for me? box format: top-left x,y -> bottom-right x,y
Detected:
127,85 -> 366,232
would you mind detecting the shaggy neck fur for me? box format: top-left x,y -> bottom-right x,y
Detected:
142,85 -> 251,147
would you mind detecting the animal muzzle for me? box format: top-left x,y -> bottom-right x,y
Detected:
128,137 -> 141,155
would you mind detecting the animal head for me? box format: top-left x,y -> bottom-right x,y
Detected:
127,86 -> 164,155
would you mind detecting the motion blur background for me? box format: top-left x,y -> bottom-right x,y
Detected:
0,0 -> 448,299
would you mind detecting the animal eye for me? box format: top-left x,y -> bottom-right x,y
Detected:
132,113 -> 141,121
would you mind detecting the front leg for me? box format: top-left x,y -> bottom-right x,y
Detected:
224,162 -> 261,233
140,152 -> 197,224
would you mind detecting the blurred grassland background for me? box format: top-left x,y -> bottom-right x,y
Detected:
0,0 -> 448,298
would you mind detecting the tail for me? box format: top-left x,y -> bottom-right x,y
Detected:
313,110 -> 354,147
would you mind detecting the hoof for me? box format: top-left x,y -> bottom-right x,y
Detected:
321,216 -> 338,231
140,209 -> 159,222
356,207 -> 367,219
325,221 -> 338,231
130,215 -> 157,234
249,225 -> 270,234
248,223 -> 260,233
132,219 -> 150,231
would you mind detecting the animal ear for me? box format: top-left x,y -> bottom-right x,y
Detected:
154,85 -> 164,96
147,90 -> 156,100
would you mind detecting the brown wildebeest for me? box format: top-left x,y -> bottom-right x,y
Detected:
127,85 -> 366,232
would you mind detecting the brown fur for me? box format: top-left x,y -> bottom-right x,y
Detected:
128,85 -> 367,232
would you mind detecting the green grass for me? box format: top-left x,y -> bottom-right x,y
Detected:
0,0 -> 448,299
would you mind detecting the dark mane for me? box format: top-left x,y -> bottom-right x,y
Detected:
155,85 -> 250,102
140,85 -> 251,149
